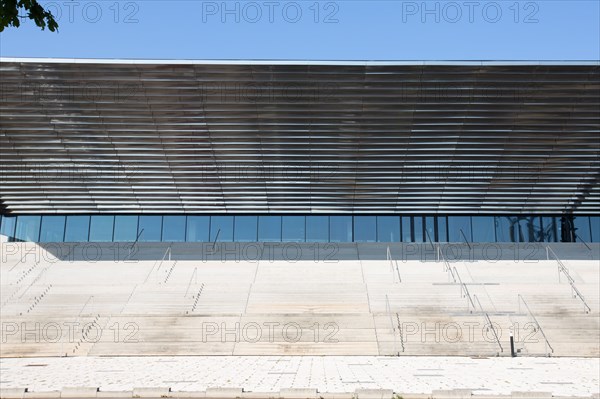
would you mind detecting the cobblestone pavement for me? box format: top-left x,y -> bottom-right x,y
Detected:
1,356 -> 599,396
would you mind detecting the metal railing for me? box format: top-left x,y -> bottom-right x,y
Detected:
518,294 -> 553,356
395,313 -> 405,353
575,233 -> 592,251
184,267 -> 198,298
386,246 -> 402,283
460,228 -> 472,250
385,294 -> 399,356
436,244 -> 456,283
157,245 -> 172,271
473,294 -> 503,354
425,229 -> 436,251
210,229 -> 221,252
143,245 -> 172,284
425,229 -> 441,263
546,246 -> 591,313
453,266 -> 475,313
126,228 -> 144,260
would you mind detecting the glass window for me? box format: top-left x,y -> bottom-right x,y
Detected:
437,216 -> 448,242
514,217 -> 539,243
210,216 -> 233,242
555,217 -> 565,242
541,217 -> 557,242
413,216 -> 424,243
234,216 -> 257,242
282,216 -> 305,242
354,216 -> 376,242
162,216 -> 186,242
138,216 -> 162,242
89,215 -> 114,242
39,215 -> 65,242
186,216 -> 210,242
113,215 -> 138,242
401,216 -> 412,242
330,216 -> 352,242
590,217 -> 600,243
573,216 -> 591,243
306,216 -> 328,242
495,216 -> 517,242
258,216 -> 281,242
424,216 -> 435,243
471,216 -> 495,243
14,215 -> 41,242
377,216 -> 400,242
530,216 -> 543,242
558,216 -> 575,242
64,216 -> 90,242
448,216 -> 472,243
0,215 -> 17,241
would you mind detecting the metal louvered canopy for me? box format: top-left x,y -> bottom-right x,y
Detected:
0,59 -> 599,214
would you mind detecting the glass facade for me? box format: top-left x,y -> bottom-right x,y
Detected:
234,216 -> 258,242
64,216 -> 90,242
89,215 -> 114,242
186,216 -> 209,242
258,216 -> 281,242
138,216 -> 162,242
0,215 -> 17,240
472,217 -> 495,243
113,215 -> 138,242
39,216 -> 66,243
574,215 -> 592,243
306,216 -> 329,242
377,216 -> 400,243
401,216 -> 411,242
210,216 -> 233,242
282,216 -> 305,242
354,216 -> 376,242
14,215 -> 41,242
330,216 -> 352,242
162,216 -> 186,242
413,217 -> 424,243
448,216 -> 472,243
1,214 -> 599,244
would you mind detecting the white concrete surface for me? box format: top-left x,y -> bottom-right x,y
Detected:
0,356 -> 598,397
1,241 -> 599,357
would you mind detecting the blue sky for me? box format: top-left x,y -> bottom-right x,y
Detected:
0,0 -> 598,60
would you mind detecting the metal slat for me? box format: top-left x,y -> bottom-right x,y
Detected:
0,60 -> 599,214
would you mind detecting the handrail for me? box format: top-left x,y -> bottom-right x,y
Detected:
184,267 -> 198,298
425,229 -> 436,251
459,228 -> 472,250
546,246 -> 574,283
546,246 -> 591,313
144,245 -> 172,284
473,294 -> 503,353
518,294 -> 554,355
158,246 -> 172,269
78,295 -> 94,317
395,313 -> 405,353
210,229 -> 221,252
385,294 -> 399,356
386,246 -> 401,283
126,228 -> 144,259
438,247 -> 455,282
453,266 -> 475,312
575,233 -> 592,251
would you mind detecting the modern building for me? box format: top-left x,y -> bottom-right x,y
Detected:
0,59 -> 599,371
1,59 -> 599,245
